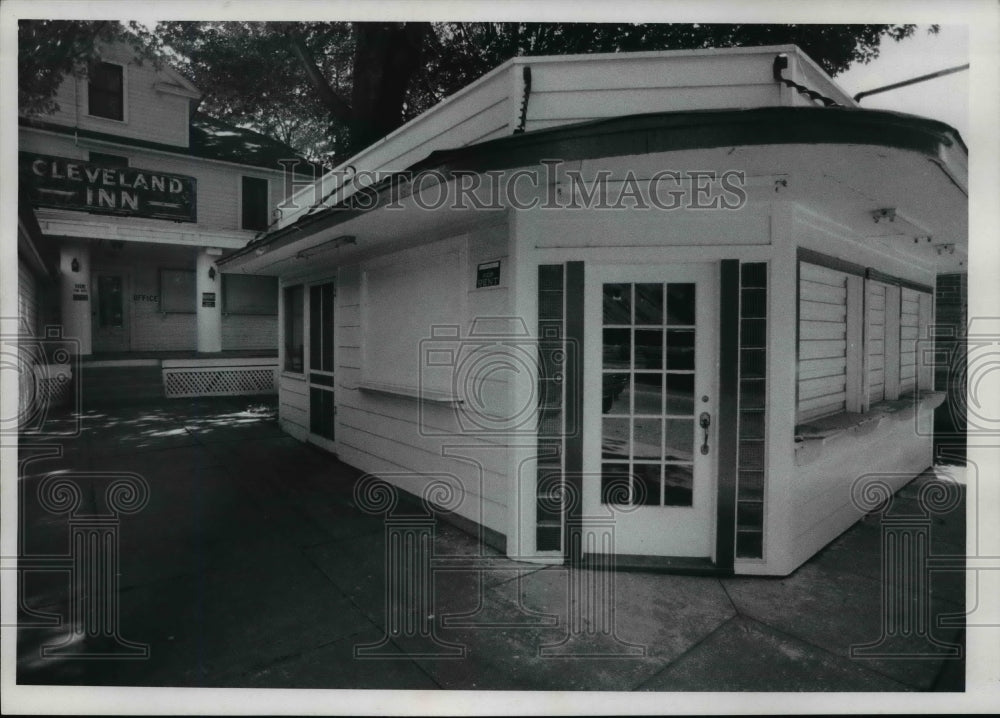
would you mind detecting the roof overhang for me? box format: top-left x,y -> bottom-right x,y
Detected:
219,106 -> 968,275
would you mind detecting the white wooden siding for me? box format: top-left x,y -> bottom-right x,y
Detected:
865,281 -> 888,404
326,224 -> 513,535
898,288 -> 921,395
44,42 -> 190,148
797,263 -> 848,422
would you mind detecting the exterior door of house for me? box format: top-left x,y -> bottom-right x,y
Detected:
307,281 -> 336,451
582,263 -> 719,558
92,272 -> 130,352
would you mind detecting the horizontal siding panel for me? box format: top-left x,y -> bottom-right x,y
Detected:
799,301 -> 847,323
799,374 -> 847,401
335,425 -> 506,506
799,339 -> 847,361
279,374 -> 308,396
334,442 -> 507,534
800,263 -> 848,288
798,357 -> 846,381
798,279 -> 846,306
338,346 -> 362,370
279,401 -> 308,428
799,320 -> 846,341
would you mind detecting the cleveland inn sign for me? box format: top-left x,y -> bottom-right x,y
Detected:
20,152 -> 197,222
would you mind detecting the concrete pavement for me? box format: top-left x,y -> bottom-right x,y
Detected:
15,397 -> 966,691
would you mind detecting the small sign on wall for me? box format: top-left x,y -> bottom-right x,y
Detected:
202,292 -> 216,308
72,282 -> 88,301
476,260 -> 501,289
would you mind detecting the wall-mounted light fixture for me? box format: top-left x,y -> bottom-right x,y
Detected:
208,265 -> 217,280
71,258 -> 80,272
296,234 -> 357,260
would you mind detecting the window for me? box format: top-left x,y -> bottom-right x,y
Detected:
88,62 -> 124,121
241,177 -> 270,231
796,253 -> 933,425
222,274 -> 278,315
159,269 -> 196,314
88,152 -> 129,167
283,285 -> 304,372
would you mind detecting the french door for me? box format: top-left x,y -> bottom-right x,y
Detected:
582,263 -> 719,558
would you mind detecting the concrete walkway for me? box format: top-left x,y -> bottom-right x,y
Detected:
16,397 -> 965,691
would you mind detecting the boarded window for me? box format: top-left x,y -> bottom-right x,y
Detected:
899,288 -> 922,396
797,262 -> 848,423
159,269 -> 196,314
241,177 -> 269,231
362,247 -> 463,394
222,274 -> 278,315
88,62 -> 124,121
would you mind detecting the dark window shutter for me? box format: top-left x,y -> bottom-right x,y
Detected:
241,177 -> 269,231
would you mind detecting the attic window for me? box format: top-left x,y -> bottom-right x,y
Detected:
88,62 -> 124,121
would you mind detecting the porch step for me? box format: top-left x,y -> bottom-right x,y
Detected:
78,364 -> 164,406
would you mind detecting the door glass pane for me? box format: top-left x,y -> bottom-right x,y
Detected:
663,464 -> 693,506
666,329 -> 695,370
632,373 -> 662,415
98,276 -> 123,328
666,283 -> 696,325
634,283 -> 663,325
665,373 -> 694,415
601,418 -> 629,459
664,419 -> 694,461
632,464 -> 661,506
602,328 -> 630,369
602,373 -> 630,414
603,283 -> 631,324
632,418 -> 662,459
634,329 -> 663,370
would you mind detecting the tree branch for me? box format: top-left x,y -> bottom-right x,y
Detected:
283,28 -> 353,123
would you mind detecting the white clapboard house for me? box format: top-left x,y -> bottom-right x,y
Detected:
217,45 -> 967,575
17,41 -> 314,406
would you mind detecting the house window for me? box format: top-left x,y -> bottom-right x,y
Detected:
241,177 -> 270,231
88,62 -> 124,121
796,253 -> 934,425
89,152 -> 129,167
283,285 -> 304,372
222,274 -> 278,315
159,269 -> 196,314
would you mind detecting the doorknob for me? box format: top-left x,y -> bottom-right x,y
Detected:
699,412 -> 711,455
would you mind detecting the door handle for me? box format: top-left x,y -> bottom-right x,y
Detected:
699,412 -> 711,455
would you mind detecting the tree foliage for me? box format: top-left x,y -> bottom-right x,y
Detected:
20,20 -> 937,162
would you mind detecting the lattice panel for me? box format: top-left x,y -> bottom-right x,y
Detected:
163,368 -> 276,398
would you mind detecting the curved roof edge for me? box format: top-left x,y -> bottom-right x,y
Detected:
220,106 -> 967,267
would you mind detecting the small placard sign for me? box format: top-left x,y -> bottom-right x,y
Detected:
476,260 -> 501,289
72,282 -> 88,301
202,292 -> 216,308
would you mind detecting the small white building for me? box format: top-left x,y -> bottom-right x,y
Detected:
18,42 -> 314,401
218,45 -> 968,575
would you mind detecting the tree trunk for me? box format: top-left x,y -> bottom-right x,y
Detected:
349,22 -> 430,152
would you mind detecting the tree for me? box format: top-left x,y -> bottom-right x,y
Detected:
20,21 -> 936,162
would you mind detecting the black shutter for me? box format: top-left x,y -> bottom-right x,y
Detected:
241,177 -> 269,231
